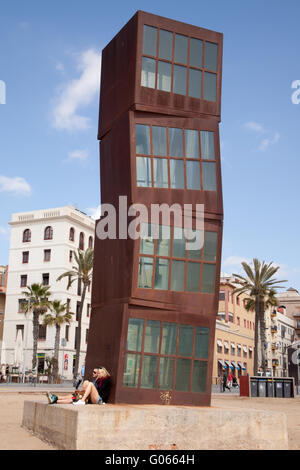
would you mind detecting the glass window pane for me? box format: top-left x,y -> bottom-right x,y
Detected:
201,263 -> 216,294
187,229 -> 203,260
188,68 -> 202,99
194,327 -> 210,359
186,161 -> 200,190
123,353 -> 140,387
141,355 -> 158,389
138,256 -> 153,289
202,162 -> 216,191
161,322 -> 178,355
126,318 -> 144,352
153,158 -> 168,188
189,38 -> 203,68
158,29 -> 173,60
170,159 -> 185,189
187,262 -> 200,292
140,223 -> 155,255
172,227 -> 185,258
169,127 -> 183,157
157,225 -> 170,256
171,260 -> 185,292
157,61 -> 171,91
141,57 -> 156,89
205,42 -> 218,72
200,131 -> 215,159
143,25 -> 157,57
185,130 -> 199,158
192,360 -> 207,393
152,126 -> 167,156
136,157 -> 152,187
204,72 -> 217,102
173,65 -> 187,95
155,258 -> 169,290
159,357 -> 175,390
144,320 -> 161,353
136,124 -> 150,155
178,324 -> 194,357
203,231 -> 217,262
175,358 -> 191,391
174,34 -> 188,64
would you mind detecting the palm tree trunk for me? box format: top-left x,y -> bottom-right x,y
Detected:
53,324 -> 60,379
74,283 -> 87,379
259,301 -> 266,375
254,296 -> 260,376
32,311 -> 39,370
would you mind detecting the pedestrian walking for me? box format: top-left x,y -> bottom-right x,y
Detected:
222,371 -> 231,392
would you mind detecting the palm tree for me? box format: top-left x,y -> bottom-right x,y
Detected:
43,300 -> 73,379
57,247 -> 93,379
233,259 -> 286,375
22,283 -> 52,371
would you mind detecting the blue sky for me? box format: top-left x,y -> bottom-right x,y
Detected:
0,0 -> 300,290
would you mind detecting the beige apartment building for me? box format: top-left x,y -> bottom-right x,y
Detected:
0,265 -> 8,355
278,288 -> 300,341
212,276 -> 255,382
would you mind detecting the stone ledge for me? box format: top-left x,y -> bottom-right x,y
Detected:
22,401 -> 289,450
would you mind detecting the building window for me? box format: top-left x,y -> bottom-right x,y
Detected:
44,226 -> 53,240
44,249 -> 51,262
236,296 -> 240,305
237,345 -> 241,357
77,279 -> 82,296
65,324 -> 70,342
243,346 -> 247,358
138,224 -> 217,294
23,229 -> 31,243
88,236 -> 93,249
123,317 -> 209,393
76,302 -> 80,321
228,312 -> 234,323
219,291 -> 225,301
141,25 -> 218,101
86,329 -> 89,343
69,227 -> 75,241
217,312 -> 226,321
42,273 -> 49,286
22,251 -> 29,263
237,316 -> 240,326
66,298 -> 71,313
38,324 -> 47,341
79,232 -> 84,250
249,348 -> 253,359
69,250 -> 73,263
87,304 -> 91,318
18,299 -> 27,313
16,324 -> 24,340
136,124 -> 216,191
230,343 -> 235,355
20,275 -> 27,288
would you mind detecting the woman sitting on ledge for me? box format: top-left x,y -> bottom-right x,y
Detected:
46,367 -> 111,406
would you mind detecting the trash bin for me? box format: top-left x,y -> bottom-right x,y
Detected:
275,381 -> 283,398
283,380 -> 292,398
266,379 -> 274,397
250,379 -> 258,397
258,379 -> 267,397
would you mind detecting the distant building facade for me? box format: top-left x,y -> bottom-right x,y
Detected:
0,265 -> 8,357
278,288 -> 300,341
1,206 -> 95,379
213,276 -> 255,381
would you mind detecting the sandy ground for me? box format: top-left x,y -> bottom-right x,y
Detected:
0,392 -> 299,450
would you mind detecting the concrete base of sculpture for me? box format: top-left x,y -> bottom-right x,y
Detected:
22,401 -> 288,450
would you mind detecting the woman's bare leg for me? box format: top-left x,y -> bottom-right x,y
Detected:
80,382 -> 99,404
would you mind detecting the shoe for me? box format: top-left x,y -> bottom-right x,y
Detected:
46,392 -> 58,404
73,400 -> 85,406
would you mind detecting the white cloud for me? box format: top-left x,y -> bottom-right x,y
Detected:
244,121 -> 265,133
67,149 -> 89,162
258,132 -> 280,151
52,48 -> 101,131
223,256 -> 251,268
0,175 -> 31,196
86,205 -> 101,220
